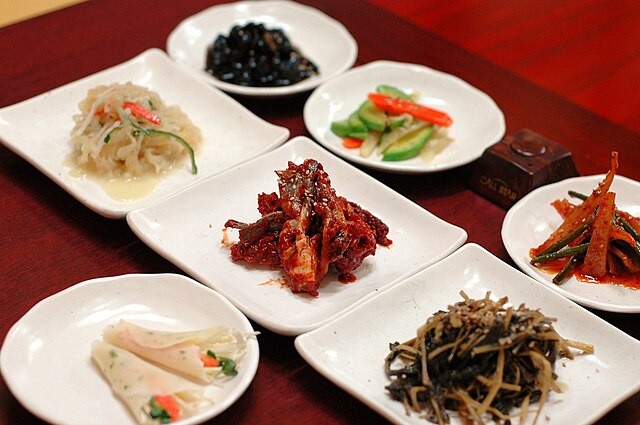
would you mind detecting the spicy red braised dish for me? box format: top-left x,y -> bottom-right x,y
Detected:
224,159 -> 392,296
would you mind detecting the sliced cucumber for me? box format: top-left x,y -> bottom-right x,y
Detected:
358,101 -> 387,131
330,119 -> 351,138
382,126 -> 434,162
348,111 -> 367,134
378,121 -> 429,154
388,113 -> 412,130
376,84 -> 413,100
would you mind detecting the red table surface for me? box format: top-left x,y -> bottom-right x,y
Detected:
1,1 -> 639,424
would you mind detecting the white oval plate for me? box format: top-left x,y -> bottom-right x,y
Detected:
304,60 -> 506,173
0,48 -> 289,218
0,274 -> 260,425
502,174 -> 640,312
167,0 -> 357,97
127,136 -> 467,336
295,244 -> 640,425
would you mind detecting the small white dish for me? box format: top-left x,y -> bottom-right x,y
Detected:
127,136 -> 467,335
166,0 -> 357,97
502,174 -> 640,312
295,243 -> 640,425
304,60 -> 506,173
0,48 -> 289,218
0,273 -> 259,425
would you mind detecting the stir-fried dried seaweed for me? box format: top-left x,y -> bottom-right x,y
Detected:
385,292 -> 593,424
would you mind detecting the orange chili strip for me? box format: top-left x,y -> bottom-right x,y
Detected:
367,93 -> 453,127
582,191 -> 616,277
533,151 -> 618,256
123,101 -> 161,125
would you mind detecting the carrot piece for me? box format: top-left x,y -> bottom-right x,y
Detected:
342,137 -> 364,149
123,101 -> 161,125
582,192 -> 616,277
200,353 -> 219,367
367,93 -> 453,127
533,151 -> 618,256
153,395 -> 180,422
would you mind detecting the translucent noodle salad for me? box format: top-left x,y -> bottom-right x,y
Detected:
70,82 -> 201,178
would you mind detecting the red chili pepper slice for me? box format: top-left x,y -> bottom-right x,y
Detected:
367,93 -> 453,127
123,101 -> 161,125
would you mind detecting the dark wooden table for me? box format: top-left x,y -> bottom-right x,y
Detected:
1,1 -> 639,424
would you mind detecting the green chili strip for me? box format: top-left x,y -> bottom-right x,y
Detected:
552,254 -> 583,285
103,125 -> 122,144
536,214 -> 595,257
531,243 -> 589,264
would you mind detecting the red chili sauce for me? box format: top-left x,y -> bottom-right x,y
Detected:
533,255 -> 640,290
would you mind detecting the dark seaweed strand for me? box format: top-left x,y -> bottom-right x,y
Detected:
384,294 -> 572,424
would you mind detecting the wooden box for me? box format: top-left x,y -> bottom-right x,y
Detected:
468,129 -> 579,208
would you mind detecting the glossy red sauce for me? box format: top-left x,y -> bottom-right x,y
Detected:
533,255 -> 640,290
338,273 -> 357,284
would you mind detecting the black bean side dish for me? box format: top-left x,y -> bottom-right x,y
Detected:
205,23 -> 319,87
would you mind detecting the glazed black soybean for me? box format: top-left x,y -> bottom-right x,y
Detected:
205,23 -> 319,87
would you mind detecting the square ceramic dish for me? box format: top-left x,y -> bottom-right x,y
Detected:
127,136 -> 467,335
0,48 -> 289,218
295,243 -> 640,424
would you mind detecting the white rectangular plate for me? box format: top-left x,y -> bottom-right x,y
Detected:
0,48 -> 289,218
295,243 -> 640,424
127,136 -> 467,335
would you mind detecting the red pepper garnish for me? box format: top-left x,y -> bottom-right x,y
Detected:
153,395 -> 180,422
367,93 -> 453,127
200,352 -> 220,367
342,137 -> 364,149
123,101 -> 161,125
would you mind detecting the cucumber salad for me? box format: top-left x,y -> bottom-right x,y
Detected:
330,85 -> 453,162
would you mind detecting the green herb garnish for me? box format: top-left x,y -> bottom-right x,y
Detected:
206,350 -> 238,376
148,397 -> 171,423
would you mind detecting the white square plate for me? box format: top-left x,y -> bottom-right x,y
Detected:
0,274 -> 260,425
167,1 -> 357,97
127,136 -> 467,335
0,48 -> 289,218
295,243 -> 640,424
502,174 -> 640,312
304,60 -> 505,173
